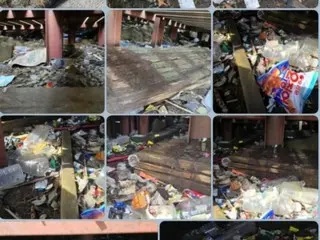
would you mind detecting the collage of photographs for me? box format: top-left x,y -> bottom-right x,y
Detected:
0,0 -> 318,239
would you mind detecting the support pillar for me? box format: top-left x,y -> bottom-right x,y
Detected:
0,122 -> 7,168
265,116 -> 285,147
223,119 -> 233,141
98,23 -> 105,47
107,10 -> 123,46
45,10 -> 63,62
130,116 -> 136,132
68,31 -> 76,45
151,16 -> 166,47
121,117 -> 130,135
139,116 -> 149,135
170,25 -> 178,41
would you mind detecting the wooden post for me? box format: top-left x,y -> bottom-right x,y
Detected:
60,131 -> 79,219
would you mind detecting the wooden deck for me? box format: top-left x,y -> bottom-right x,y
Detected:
107,46 -> 211,113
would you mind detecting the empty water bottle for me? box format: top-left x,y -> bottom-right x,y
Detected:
18,157 -> 50,177
0,164 -> 25,190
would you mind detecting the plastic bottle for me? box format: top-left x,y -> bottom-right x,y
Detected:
116,162 -> 130,181
95,166 -> 106,190
18,157 -> 50,177
0,164 -> 25,190
176,196 -> 211,219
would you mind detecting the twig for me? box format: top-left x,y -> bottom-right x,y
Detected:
164,100 -> 194,114
4,176 -> 53,191
4,208 -> 19,219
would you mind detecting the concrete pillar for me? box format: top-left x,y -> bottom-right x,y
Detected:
265,116 -> 285,146
139,116 -> 149,135
151,16 -> 166,47
0,122 -> 7,168
107,10 -> 123,46
98,23 -> 105,46
170,26 -> 178,41
45,10 -> 63,62
121,117 -> 130,135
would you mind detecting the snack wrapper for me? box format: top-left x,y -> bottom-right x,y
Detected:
257,60 -> 318,113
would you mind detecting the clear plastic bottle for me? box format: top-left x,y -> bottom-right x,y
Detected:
95,166 -> 106,190
0,164 -> 25,190
176,196 -> 211,219
18,157 -> 50,177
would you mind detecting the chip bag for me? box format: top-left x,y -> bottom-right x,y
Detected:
131,190 -> 150,210
257,60 -> 318,113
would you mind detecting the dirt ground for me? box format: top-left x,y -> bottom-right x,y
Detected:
0,177 -> 60,219
217,0 -> 318,7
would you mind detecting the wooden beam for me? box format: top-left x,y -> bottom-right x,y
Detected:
60,131 -> 79,219
0,87 -> 104,113
228,20 -> 265,113
139,162 -> 211,184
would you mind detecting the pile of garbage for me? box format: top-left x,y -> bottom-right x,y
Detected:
71,117 -> 105,220
108,0 -> 174,8
213,12 -> 318,113
0,116 -> 105,219
0,36 -> 104,89
213,157 -> 318,219
183,222 -> 318,240
107,132 -> 211,220
0,0 -> 54,7
213,0 -> 316,8
142,89 -> 212,114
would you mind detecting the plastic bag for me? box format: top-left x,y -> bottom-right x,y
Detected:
257,60 -> 318,113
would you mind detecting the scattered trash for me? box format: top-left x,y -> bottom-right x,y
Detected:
0,116 -> 105,219
213,11 -> 318,113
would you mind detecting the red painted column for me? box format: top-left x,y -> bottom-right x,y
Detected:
151,16 -> 166,47
45,10 -> 63,62
98,23 -> 105,47
121,117 -> 130,135
170,25 -> 178,41
265,116 -> 285,146
0,122 -> 7,168
107,10 -> 123,46
139,116 -> 149,135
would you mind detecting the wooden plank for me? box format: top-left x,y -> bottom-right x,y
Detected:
137,150 -> 211,176
60,131 -> 79,219
231,162 -> 317,176
138,162 -> 211,184
0,87 -> 104,114
137,169 -> 210,195
231,155 -> 315,170
228,20 -> 265,113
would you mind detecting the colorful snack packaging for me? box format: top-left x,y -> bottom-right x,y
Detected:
257,60 -> 318,113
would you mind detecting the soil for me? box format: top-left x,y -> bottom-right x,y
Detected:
0,177 -> 60,219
